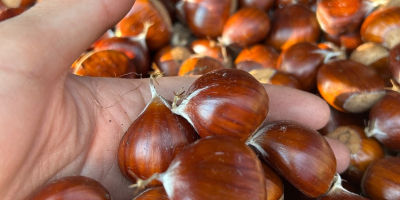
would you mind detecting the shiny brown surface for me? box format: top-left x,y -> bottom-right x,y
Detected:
324,31 -> 364,54
115,0 -> 172,51
249,68 -> 302,89
266,4 -> 320,50
277,42 -> 325,91
317,59 -> 385,113
190,39 -> 230,66
72,50 -> 135,78
261,162 -> 284,200
389,43 -> 400,84
316,0 -> 366,36
239,0 -> 275,11
94,37 -> 151,77
362,157 -> 400,199
247,120 -> 337,198
235,44 -> 279,69
318,174 -> 368,200
326,125 -> 385,186
366,90 -> 400,151
118,82 -> 198,186
160,136 -> 266,200
133,187 -> 169,200
178,55 -> 225,76
154,45 -> 193,76
0,7 -> 25,21
180,0 -> 233,38
275,0 -> 316,9
174,69 -> 269,141
29,176 -> 111,200
222,7 -> 270,48
361,6 -> 400,49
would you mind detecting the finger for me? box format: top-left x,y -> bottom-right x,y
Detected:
264,84 -> 330,130
0,0 -> 135,79
325,137 -> 351,173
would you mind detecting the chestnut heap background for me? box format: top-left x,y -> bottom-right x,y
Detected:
3,0 -> 400,199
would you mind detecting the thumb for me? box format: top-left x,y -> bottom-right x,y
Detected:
0,0 -> 135,80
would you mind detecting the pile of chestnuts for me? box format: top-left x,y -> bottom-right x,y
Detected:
3,0 -> 400,199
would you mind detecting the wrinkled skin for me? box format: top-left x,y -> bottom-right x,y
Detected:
0,0 -> 341,199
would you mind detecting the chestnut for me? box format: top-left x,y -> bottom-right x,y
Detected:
361,156 -> 400,199
178,55 -> 225,76
172,68 -> 269,142
247,120 -> 337,198
249,68 -> 302,89
360,6 -> 400,49
275,0 -> 317,9
276,42 -> 326,91
0,7 -> 26,21
153,45 -> 193,76
177,0 -> 236,38
266,4 -> 320,50
235,44 -> 279,70
156,136 -> 267,200
115,0 -> 173,51
239,0 -> 275,12
365,90 -> 400,151
72,50 -> 136,78
326,125 -> 385,186
350,42 -> 393,87
190,38 -> 232,67
2,0 -> 36,9
29,176 -> 111,200
261,162 -> 284,200
317,59 -> 386,113
221,7 -> 270,48
389,43 -> 400,85
118,76 -> 198,187
316,0 -> 368,36
93,37 -> 151,77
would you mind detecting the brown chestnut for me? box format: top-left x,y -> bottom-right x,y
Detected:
326,125 -> 385,185
361,156 -> 400,199
365,90 -> 400,151
247,120 -> 337,198
361,6 -> 400,49
115,0 -> 173,51
277,42 -> 326,91
221,7 -> 270,48
177,0 -> 236,38
235,44 -> 279,70
266,4 -> 320,50
178,55 -> 225,76
153,45 -> 193,76
172,68 -> 269,142
261,162 -> 284,200
239,0 -> 275,12
275,0 -> 317,9
118,76 -> 198,187
190,38 -> 232,67
93,37 -> 151,77
249,68 -> 302,89
350,42 -> 393,87
29,176 -> 111,200
317,59 -> 386,113
317,174 -> 369,200
316,0 -> 368,36
72,50 -> 136,78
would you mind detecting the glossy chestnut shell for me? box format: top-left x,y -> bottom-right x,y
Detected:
317,59 -> 385,113
266,4 -> 320,50
172,68 -> 269,142
158,136 -> 267,200
247,120 -> 337,198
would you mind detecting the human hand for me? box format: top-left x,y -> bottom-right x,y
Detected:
0,0 -> 349,199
